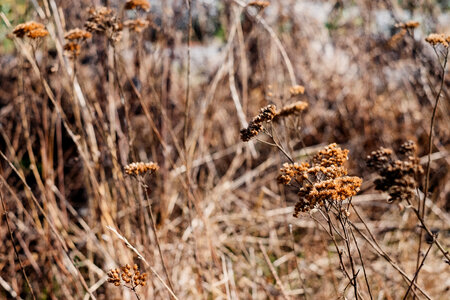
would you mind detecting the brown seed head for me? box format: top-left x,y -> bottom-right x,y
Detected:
13,21 -> 48,39
124,18 -> 150,33
247,1 -> 270,9
124,162 -> 159,176
64,28 -> 92,41
312,143 -> 349,167
425,33 -> 449,47
289,85 -> 305,96
273,101 -> 308,122
125,0 -> 151,11
240,105 -> 277,142
395,21 -> 419,29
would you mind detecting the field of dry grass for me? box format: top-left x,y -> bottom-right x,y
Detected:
0,0 -> 449,299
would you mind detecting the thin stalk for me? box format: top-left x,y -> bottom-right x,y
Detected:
1,185 -> 37,300
141,180 -> 176,297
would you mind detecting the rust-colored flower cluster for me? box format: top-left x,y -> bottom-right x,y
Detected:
273,101 -> 308,122
124,19 -> 150,33
13,21 -> 48,39
289,85 -> 305,96
240,105 -> 277,141
63,28 -> 92,57
247,1 -> 270,9
425,33 -> 450,47
366,141 -> 423,203
395,21 -> 420,29
85,6 -> 122,43
107,264 -> 147,287
125,0 -> 151,11
278,143 -> 362,216
124,162 -> 159,176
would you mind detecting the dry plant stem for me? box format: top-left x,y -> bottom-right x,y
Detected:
404,242 -> 434,300
106,226 -> 179,300
141,180 -> 176,297
349,227 -> 373,300
258,241 -> 291,300
112,45 -> 135,160
322,206 -> 353,287
289,224 -> 308,300
184,0 -> 192,154
232,0 -> 297,86
0,151 -> 96,299
335,207 -> 359,299
350,204 -> 430,299
417,46 -> 449,268
0,185 -> 37,300
182,0 -> 206,293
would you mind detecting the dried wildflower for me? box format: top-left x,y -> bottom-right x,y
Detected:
278,144 -> 361,216
240,105 -> 277,141
13,21 -> 48,39
289,85 -> 305,96
273,101 -> 308,122
388,28 -> 407,47
124,18 -> 150,33
367,141 -> 423,203
313,143 -> 349,167
125,0 -> 151,11
63,42 -> 81,56
63,28 -> 91,57
247,1 -> 270,9
64,28 -> 92,41
395,21 -> 419,29
425,33 -> 449,47
124,162 -> 159,176
85,6 -> 122,43
107,264 -> 147,289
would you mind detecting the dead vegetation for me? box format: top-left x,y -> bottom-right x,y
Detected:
0,0 -> 449,299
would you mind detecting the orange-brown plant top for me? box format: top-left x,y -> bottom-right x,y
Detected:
425,33 -> 450,47
278,144 -> 361,216
367,141 -> 423,203
13,21 -> 48,39
107,264 -> 147,287
124,0 -> 151,11
240,104 -> 277,142
289,85 -> 305,96
124,19 -> 150,33
124,162 -> 159,176
64,28 -> 92,40
247,1 -> 270,9
273,101 -> 308,122
395,21 -> 420,29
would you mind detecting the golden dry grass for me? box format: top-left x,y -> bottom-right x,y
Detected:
0,0 -> 449,299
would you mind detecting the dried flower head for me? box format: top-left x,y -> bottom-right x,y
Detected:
273,101 -> 308,122
312,143 -> 349,167
107,264 -> 148,288
64,28 -> 92,41
395,21 -> 420,29
278,144 -> 361,216
63,28 -> 92,57
367,141 -> 423,203
240,104 -> 277,141
125,0 -> 151,11
289,85 -> 305,96
425,33 -> 449,47
63,42 -> 81,56
124,162 -> 159,176
248,1 -> 270,10
124,19 -> 150,33
13,21 -> 48,39
85,6 -> 122,43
